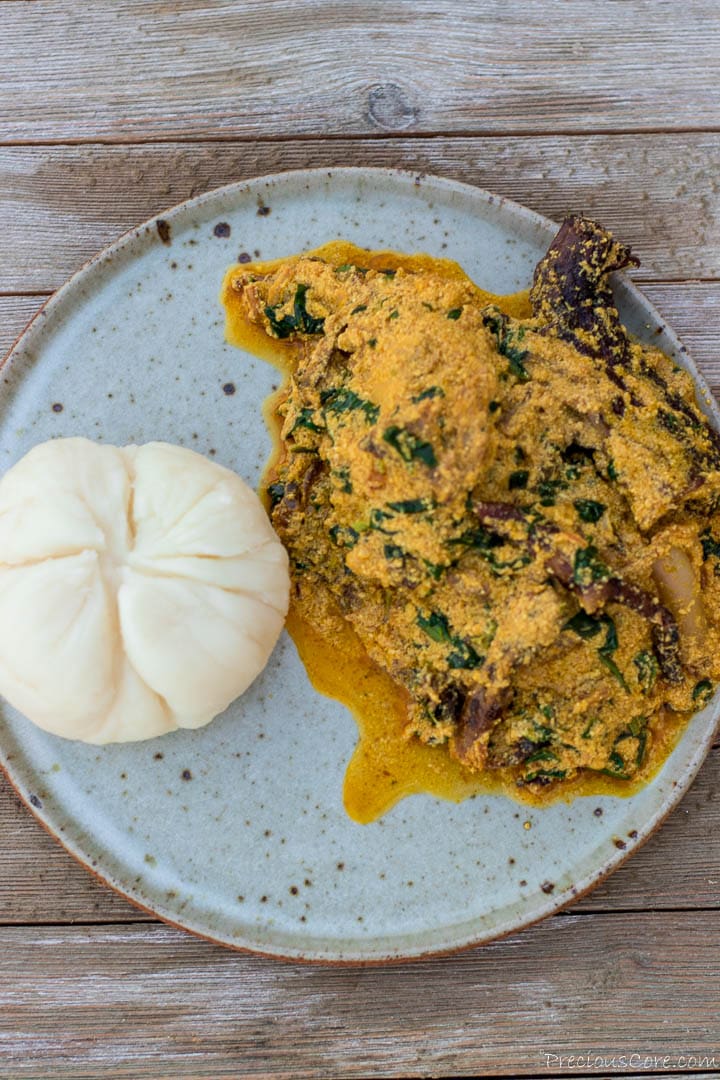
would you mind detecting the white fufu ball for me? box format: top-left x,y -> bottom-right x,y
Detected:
0,438 -> 289,743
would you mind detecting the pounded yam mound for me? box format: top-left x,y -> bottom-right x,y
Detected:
0,438 -> 289,743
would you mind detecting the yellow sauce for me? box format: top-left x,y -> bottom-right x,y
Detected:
222,241 -> 687,822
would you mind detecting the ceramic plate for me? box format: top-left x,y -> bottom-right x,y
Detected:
1,168 -> 719,963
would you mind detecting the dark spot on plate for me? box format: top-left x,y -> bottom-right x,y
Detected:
214,222 -> 231,238
28,793 -> 42,809
519,879 -> 527,887
289,886 -> 299,896
336,862 -> 345,871
237,252 -> 251,264
614,838 -> 627,850
156,219 -> 172,245
257,202 -> 271,217
594,806 -> 603,817
260,895 -> 268,903
540,881 -> 555,894
181,769 -> 192,781
154,752 -> 163,760
52,402 -> 63,413
222,382 -> 236,396
628,829 -> 638,839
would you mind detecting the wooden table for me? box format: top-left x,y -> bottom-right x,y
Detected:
2,3 -> 720,1077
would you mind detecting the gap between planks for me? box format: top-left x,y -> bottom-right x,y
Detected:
3,133 -> 720,291
4,124 -> 720,148
3,0 -> 720,141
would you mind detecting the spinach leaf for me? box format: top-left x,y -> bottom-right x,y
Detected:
572,546 -> 610,586
387,498 -> 432,514
266,482 -> 285,508
508,470 -> 529,490
320,387 -> 379,424
633,650 -> 658,694
692,679 -> 714,706
482,310 -> 530,382
369,508 -> 398,534
563,610 -> 603,640
701,528 -> 720,574
417,610 -> 484,669
450,526 -> 531,574
602,749 -> 632,779
537,478 -> 566,506
290,407 -> 325,434
383,426 -> 437,468
581,716 -> 600,739
328,524 -> 359,548
525,747 -> 559,764
333,466 -> 353,494
574,499 -> 607,523
597,616 -> 629,691
524,768 -> 568,783
565,609 -> 628,690
447,640 -> 483,669
412,386 -> 445,403
417,611 -> 452,644
264,283 -> 325,338
605,715 -> 648,776
384,543 -> 404,560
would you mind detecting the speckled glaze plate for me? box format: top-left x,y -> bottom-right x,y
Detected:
1,168 -> 719,963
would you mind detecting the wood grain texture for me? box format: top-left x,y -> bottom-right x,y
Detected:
0,295 -> 47,359
0,748 -> 718,926
2,1 -> 720,142
1,915 -> 718,1078
1,134 -> 719,292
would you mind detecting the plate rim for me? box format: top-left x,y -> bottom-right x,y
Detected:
1,165 -> 719,963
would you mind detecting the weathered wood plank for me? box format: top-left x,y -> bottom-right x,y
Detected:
644,282 -> 720,395
0,914 -> 718,1078
1,134 -> 719,292
0,295 -> 47,360
2,1 -> 720,142
0,749 -> 717,926
0,779 -> 142,924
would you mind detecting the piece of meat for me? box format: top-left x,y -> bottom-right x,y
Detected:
453,686 -> 510,769
530,214 -> 639,367
474,501 -> 683,682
